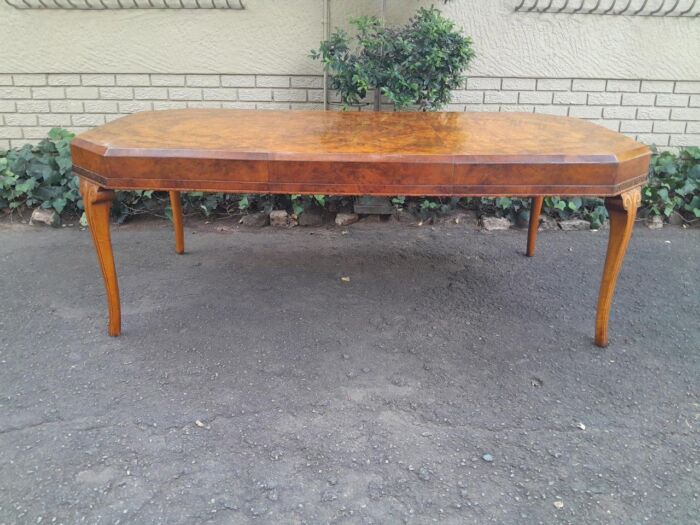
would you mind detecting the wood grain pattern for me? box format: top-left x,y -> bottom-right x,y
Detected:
72,109 -> 650,197
72,109 -> 651,346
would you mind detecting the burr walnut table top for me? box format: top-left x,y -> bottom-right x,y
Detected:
71,109 -> 650,197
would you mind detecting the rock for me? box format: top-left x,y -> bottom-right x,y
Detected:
437,210 -> 478,226
539,215 -> 558,231
270,210 -> 296,227
298,208 -> 323,226
29,207 -> 60,228
391,209 -> 417,224
646,215 -> 663,229
452,210 -> 478,226
482,453 -> 494,462
240,212 -> 269,227
353,196 -> 394,215
416,466 -> 431,481
480,217 -> 511,231
320,490 -> 338,502
359,214 -> 381,223
515,209 -> 531,228
335,212 -> 359,226
667,212 -> 684,226
558,219 -> 590,231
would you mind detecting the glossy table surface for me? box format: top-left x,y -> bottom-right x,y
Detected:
72,109 -> 651,197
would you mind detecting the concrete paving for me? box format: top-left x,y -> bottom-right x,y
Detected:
0,219 -> 698,524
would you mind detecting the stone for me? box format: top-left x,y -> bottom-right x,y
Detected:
558,219 -> 591,231
437,210 -> 478,226
298,208 -> 323,226
667,212 -> 684,226
335,212 -> 359,226
391,209 -> 417,223
269,210 -> 296,227
353,196 -> 394,215
480,217 -> 511,231
646,215 -> 663,229
515,209 -> 530,228
239,211 -> 269,227
539,215 -> 558,231
29,207 -> 60,227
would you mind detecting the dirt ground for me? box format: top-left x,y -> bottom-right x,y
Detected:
0,217 -> 698,524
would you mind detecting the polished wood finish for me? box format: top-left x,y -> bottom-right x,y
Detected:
80,178 -> 121,337
72,109 -> 650,197
169,190 -> 185,254
71,109 -> 651,346
595,187 -> 641,347
527,196 -> 544,257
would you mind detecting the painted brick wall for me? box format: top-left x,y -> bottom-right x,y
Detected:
0,73 -> 698,151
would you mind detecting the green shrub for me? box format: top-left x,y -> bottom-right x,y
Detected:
311,6 -> 475,111
0,128 -> 78,214
645,146 -> 700,219
1,129 -> 698,225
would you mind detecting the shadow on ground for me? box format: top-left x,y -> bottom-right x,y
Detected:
0,220 -> 698,524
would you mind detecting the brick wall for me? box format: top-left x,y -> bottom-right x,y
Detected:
0,73 -> 698,151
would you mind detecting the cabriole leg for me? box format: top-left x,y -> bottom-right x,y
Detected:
526,196 -> 544,257
80,178 -> 121,336
169,191 -> 185,254
595,188 -> 641,347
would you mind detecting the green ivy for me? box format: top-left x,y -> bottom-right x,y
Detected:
645,146 -> 700,219
0,128 -> 78,214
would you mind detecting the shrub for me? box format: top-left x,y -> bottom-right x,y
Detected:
311,6 -> 475,111
0,128 -> 78,214
645,146 -> 700,219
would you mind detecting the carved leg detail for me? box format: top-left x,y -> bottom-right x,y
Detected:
80,178 -> 121,337
169,191 -> 185,254
595,188 -> 641,347
527,196 -> 544,257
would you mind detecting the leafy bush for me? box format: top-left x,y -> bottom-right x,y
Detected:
311,6 -> 475,111
475,196 -> 609,229
0,128 -> 78,214
645,146 -> 700,219
1,129 -> 698,226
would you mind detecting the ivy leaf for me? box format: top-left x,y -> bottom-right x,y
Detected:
56,156 -> 72,175
15,177 -> 37,194
293,204 -> 305,217
52,197 -> 67,214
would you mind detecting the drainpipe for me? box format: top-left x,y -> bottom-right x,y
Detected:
323,0 -> 330,110
374,0 -> 387,111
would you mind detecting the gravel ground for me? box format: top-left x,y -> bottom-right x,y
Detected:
0,218 -> 698,524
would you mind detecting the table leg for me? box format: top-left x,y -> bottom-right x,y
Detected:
526,196 -> 544,257
80,178 -> 121,337
169,191 -> 185,254
595,188 -> 641,347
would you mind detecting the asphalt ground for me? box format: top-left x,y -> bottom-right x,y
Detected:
0,219 -> 698,524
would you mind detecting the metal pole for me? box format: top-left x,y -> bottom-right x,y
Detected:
374,0 -> 387,111
323,0 -> 330,110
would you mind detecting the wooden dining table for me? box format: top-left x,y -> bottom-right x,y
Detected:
71,109 -> 651,347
